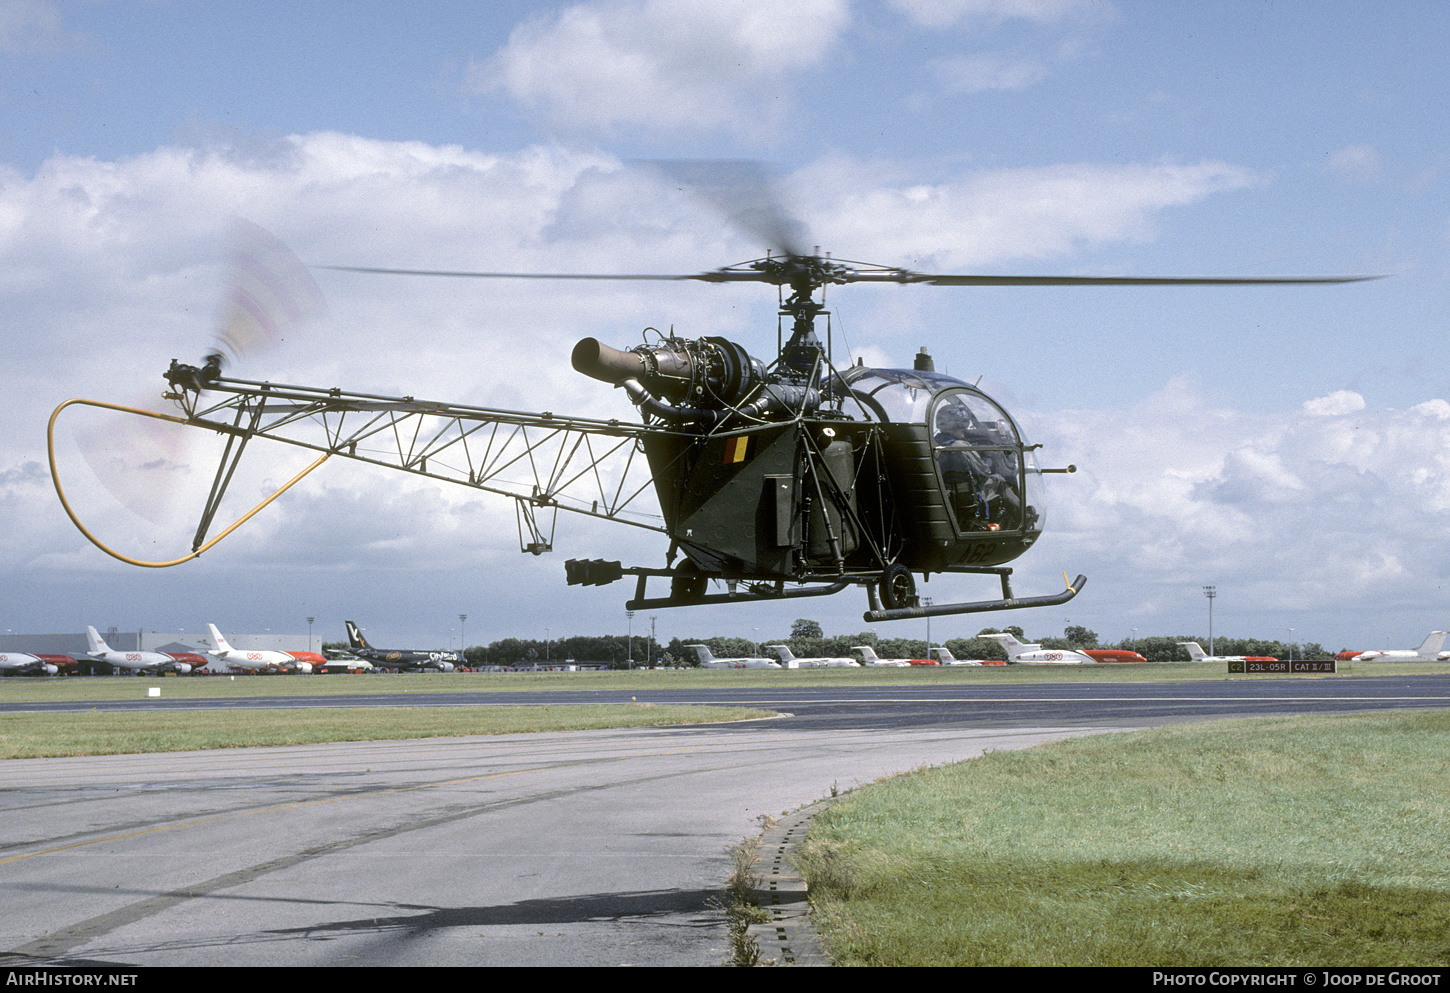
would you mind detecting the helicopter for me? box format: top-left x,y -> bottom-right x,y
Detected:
47,182 -> 1375,624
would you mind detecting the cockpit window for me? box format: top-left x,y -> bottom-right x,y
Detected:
842,367 -> 1045,537
931,389 -> 1039,535
931,392 -> 1019,446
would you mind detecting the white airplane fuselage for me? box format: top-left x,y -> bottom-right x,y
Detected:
205,624 -> 317,673
929,647 -> 984,666
85,627 -> 198,674
763,646 -> 857,667
1347,631 -> 1449,662
1177,642 -> 1277,663
980,633 -> 1094,665
849,646 -> 936,666
0,652 -> 65,676
686,645 -> 780,668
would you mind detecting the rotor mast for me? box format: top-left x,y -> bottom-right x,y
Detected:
752,252 -> 845,383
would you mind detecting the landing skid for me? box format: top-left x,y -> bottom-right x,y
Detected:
864,573 -> 1086,623
565,558 -> 1084,619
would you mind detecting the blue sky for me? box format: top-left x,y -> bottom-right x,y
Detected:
2,1 -> 1448,652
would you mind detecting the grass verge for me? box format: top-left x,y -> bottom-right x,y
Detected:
794,710 -> 1450,966
0,704 -> 774,759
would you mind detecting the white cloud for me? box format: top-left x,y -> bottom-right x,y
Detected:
891,0 -> 1109,29
1324,144 -> 1384,183
792,156 -> 1259,268
0,0 -> 70,54
1304,390 -> 1365,416
930,52 -> 1049,93
1022,382 -> 1450,614
471,0 -> 852,139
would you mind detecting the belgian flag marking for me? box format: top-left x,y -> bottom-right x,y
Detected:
722,435 -> 753,465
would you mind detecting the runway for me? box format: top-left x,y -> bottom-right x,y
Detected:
3,675 -> 1447,966
10,674 -> 1450,729
0,721 -> 1102,967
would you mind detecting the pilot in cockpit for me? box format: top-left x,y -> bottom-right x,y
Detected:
933,401 -> 1023,531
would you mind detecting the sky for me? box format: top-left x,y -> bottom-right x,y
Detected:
2,0 -> 1448,653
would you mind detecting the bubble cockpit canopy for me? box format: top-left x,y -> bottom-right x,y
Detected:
844,366 -> 1045,539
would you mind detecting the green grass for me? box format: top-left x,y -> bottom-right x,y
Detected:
794,710 -> 1450,967
3,660 -> 1447,706
0,704 -> 774,759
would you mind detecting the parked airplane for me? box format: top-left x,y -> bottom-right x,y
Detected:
85,626 -> 206,674
315,656 -> 377,674
1178,642 -> 1278,663
1337,632 -> 1449,662
763,645 -> 858,668
850,646 -> 938,666
980,632 -> 1094,665
1082,649 -> 1148,664
686,645 -> 781,668
203,624 -> 324,674
344,621 -> 460,671
0,652 -> 75,676
928,647 -> 988,666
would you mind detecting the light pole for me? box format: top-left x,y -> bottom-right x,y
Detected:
1131,627 -> 1138,652
650,615 -> 657,666
307,617 -> 314,654
459,614 -> 467,665
1203,586 -> 1217,657
626,610 -> 635,668
1287,628 -> 1295,662
924,597 -> 933,657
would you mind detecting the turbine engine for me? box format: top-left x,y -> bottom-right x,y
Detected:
572,335 -> 818,426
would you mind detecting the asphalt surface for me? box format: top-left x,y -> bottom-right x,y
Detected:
2,674 -> 1447,967
8,676 -> 1450,728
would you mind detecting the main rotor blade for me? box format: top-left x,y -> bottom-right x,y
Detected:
315,265 -> 699,280
910,273 -> 1385,286
316,263 -> 1384,287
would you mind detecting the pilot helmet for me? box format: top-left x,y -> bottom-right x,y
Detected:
935,401 -> 975,434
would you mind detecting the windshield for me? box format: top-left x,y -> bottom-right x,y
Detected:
843,367 -> 980,423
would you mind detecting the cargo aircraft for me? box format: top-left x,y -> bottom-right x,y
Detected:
981,632 -> 1094,665
85,626 -> 206,674
0,652 -> 75,676
1081,649 -> 1148,664
203,624 -> 325,674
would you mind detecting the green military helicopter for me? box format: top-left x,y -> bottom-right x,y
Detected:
50,170 -> 1372,623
